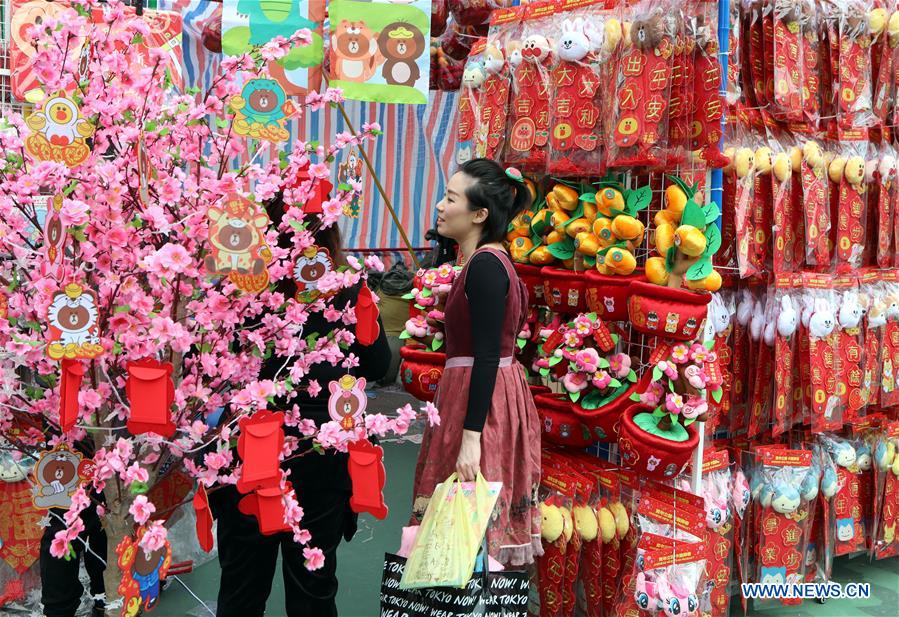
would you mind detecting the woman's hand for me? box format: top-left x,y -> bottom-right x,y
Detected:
455,429 -> 482,482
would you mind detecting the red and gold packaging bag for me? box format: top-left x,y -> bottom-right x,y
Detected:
831,135 -> 870,270
772,0 -> 804,121
873,422 -> 899,559
455,40 -> 487,166
480,7 -> 523,162
691,0 -> 726,167
834,0 -> 878,129
820,434 -> 867,557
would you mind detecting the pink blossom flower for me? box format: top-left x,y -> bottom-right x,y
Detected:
122,464 -> 149,486
424,401 -> 440,427
304,546 -> 326,571
365,256 -> 385,272
563,331 -> 582,348
689,344 -> 711,363
294,528 -> 312,545
573,315 -> 593,336
575,348 -> 600,373
50,531 -> 70,558
665,393 -> 685,415
365,413 -> 390,437
682,397 -> 707,419
656,360 -> 679,380
562,372 -> 589,393
307,380 -> 321,397
145,243 -> 191,275
592,370 -> 612,389
139,521 -> 168,553
608,353 -> 632,378
670,345 -> 690,364
129,495 -> 156,525
684,364 -> 708,389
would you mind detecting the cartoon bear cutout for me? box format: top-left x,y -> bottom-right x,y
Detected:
293,245 -> 335,303
32,445 -> 87,510
377,22 -> 425,87
46,283 -> 103,360
331,20 -> 384,83
205,194 -> 273,294
328,375 -> 368,430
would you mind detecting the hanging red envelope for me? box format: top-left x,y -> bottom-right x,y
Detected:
238,484 -> 292,536
347,439 -> 388,520
59,359 -> 85,433
193,485 -> 214,553
236,410 -> 285,494
354,283 -> 381,347
45,283 -> 104,361
288,164 -> 332,215
126,359 -> 175,438
691,27 -> 725,166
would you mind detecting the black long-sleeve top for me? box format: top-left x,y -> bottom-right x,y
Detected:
462,251 -> 509,433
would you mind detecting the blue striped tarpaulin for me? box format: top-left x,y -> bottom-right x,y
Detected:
160,0 -> 459,262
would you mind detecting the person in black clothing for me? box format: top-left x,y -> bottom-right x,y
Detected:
211,196 -> 391,617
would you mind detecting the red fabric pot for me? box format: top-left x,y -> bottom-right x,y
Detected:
514,263 -> 546,306
626,281 -> 711,341
572,374 -> 648,443
617,404 -> 699,480
584,270 -> 646,321
399,345 -> 446,402
529,384 -> 552,398
534,392 -> 596,448
542,267 -> 589,314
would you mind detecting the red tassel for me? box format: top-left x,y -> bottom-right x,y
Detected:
59,359 -> 85,433
193,485 -> 214,553
355,283 -> 380,346
236,410 -> 285,494
347,439 -> 388,519
125,359 -> 175,438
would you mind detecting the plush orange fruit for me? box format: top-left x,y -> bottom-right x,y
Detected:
566,218 -> 592,238
546,192 -> 562,212
552,184 -> 580,211
582,199 -> 598,221
597,187 -> 625,217
686,270 -> 722,291
509,236 -> 533,262
524,178 -> 538,204
551,210 -> 571,234
654,209 -> 681,227
655,222 -> 675,254
529,245 -> 555,265
665,185 -> 688,213
645,256 -> 670,285
675,225 -> 707,256
575,232 -> 600,255
599,247 -> 637,275
611,215 -> 645,241
531,209 -> 551,235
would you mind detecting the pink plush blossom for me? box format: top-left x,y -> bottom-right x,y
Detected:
575,349 -> 600,373
639,381 -> 664,407
562,372 -> 589,393
608,353 -> 632,378
656,360 -> 679,380
665,393 -> 685,415
129,495 -> 156,525
684,364 -> 708,389
424,401 -> 441,427
139,521 -> 168,553
670,345 -> 690,364
573,315 -> 593,336
563,331 -> 582,348
682,397 -> 707,419
689,343 -> 711,363
592,370 -> 612,389
303,546 -> 326,570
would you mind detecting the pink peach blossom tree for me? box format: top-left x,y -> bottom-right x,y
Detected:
0,0 -> 419,608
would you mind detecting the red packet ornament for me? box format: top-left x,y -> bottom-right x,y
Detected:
800,140 -> 831,266
807,291 -> 841,433
31,445 -> 92,510
238,484 -> 292,535
126,359 -> 175,438
878,280 -> 899,406
547,6 -> 608,175
347,439 -> 388,519
480,9 -> 519,160
771,0 -> 803,122
354,283 -> 380,346
236,410 -> 285,494
116,526 -> 172,613
45,284 -> 104,361
873,423 -> 899,559
836,289 -> 866,421
59,358 -> 85,433
327,375 -> 368,430
293,245 -> 335,303
831,150 -> 868,269
773,290 -> 799,437
228,76 -> 296,142
24,92 -> 93,167
836,3 -> 876,129
506,4 -> 555,172
456,43 -> 487,165
193,484 -> 214,552
822,438 -> 866,556
875,153 -> 896,269
289,163 -> 332,215
608,7 -> 675,168
537,496 -> 569,617
690,15 -> 725,166
205,193 -> 273,295
42,193 -> 67,275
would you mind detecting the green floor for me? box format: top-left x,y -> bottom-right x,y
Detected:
152,392 -> 899,616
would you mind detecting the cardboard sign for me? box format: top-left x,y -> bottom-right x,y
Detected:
25,93 -> 93,167
229,77 -> 297,142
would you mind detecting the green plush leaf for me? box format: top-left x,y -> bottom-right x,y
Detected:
705,339 -> 715,350
684,417 -> 696,427
630,392 -> 642,402
703,200 -> 722,225
598,357 -> 610,368
703,224 -> 722,257
652,366 -> 663,382
634,413 -> 690,441
548,355 -> 563,366
540,367 -> 551,377
564,202 -> 585,223
625,185 -> 652,214
399,331 -> 411,340
681,199 -> 706,229
581,389 -> 603,409
665,174 -> 697,198
586,312 -> 598,321
611,333 -> 619,344
431,337 -> 444,351
628,369 -> 637,382
712,388 -> 724,403
610,378 -> 622,388
401,292 -> 415,300
579,192 -> 597,204
665,246 -> 678,272
421,288 -> 432,298
516,338 -> 527,350
337,183 -> 352,193
548,239 -> 575,260
570,390 -> 581,403
635,412 -> 663,430
584,255 -> 596,267
686,257 -> 713,281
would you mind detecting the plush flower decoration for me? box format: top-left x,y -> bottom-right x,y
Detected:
592,370 -> 612,389
670,344 -> 690,364
665,393 -> 685,415
640,381 -> 665,407
608,353 -> 632,379
681,396 -> 707,419
575,349 -> 601,373
563,372 -> 589,393
656,360 -> 679,380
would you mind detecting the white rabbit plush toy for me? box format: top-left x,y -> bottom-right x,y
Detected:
838,291 -> 865,332
736,289 -> 753,327
777,295 -> 800,338
750,296 -> 766,341
763,295 -> 777,347
809,298 -> 837,339
556,18 -> 591,62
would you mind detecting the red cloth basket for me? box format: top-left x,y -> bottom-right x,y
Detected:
514,263 -> 547,306
626,281 -> 711,341
399,344 -> 446,402
617,404 -> 699,479
542,267 -> 589,314
584,270 -> 646,321
534,392 -> 596,448
572,373 -> 649,443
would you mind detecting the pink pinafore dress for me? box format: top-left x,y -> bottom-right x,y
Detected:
411,247 -> 542,566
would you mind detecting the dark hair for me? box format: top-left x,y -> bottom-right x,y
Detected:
458,158 -> 531,245
264,191 -> 345,267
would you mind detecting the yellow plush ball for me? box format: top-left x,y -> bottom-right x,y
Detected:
734,148 -> 755,178
790,145 -> 802,172
540,503 -> 564,543
598,507 -> 616,543
655,222 -> 676,254
845,156 -> 866,185
772,152 -> 791,182
892,454 -> 899,477
600,247 -> 637,275
870,8 -> 888,36
573,505 -> 599,542
605,18 -> 623,51
611,215 -> 645,241
609,502 -> 630,539
754,147 -> 773,174
723,146 -> 736,172
889,11 -> 899,45
803,140 -> 825,170
829,156 -> 847,183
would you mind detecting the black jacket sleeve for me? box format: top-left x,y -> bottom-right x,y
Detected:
463,252 -> 509,432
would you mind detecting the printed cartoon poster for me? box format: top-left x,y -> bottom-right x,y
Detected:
328,0 -> 431,105
337,148 -> 364,218
221,0 -> 325,96
9,1 -> 183,101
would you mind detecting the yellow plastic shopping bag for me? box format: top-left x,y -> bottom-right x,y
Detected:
399,473 -> 500,589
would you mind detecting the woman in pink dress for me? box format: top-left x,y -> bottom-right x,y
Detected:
411,159 -> 542,566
